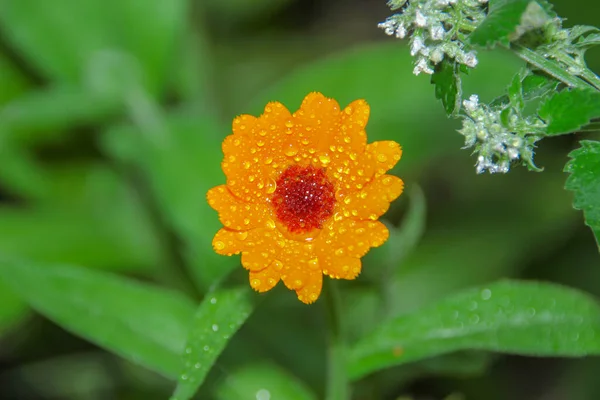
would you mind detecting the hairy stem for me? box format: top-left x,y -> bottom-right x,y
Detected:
511,44 -> 595,91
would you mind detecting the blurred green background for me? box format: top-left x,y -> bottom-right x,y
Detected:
0,0 -> 599,399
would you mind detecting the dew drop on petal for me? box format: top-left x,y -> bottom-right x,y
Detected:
319,154 -> 331,165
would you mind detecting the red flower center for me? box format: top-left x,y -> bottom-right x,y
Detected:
271,165 -> 336,233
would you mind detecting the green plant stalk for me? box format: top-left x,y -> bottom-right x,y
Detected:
552,51 -> 600,91
511,44 -> 596,91
324,279 -> 349,400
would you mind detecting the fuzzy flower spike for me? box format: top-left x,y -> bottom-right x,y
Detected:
207,92 -> 403,304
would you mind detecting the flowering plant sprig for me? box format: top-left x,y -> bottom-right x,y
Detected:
379,0 -> 600,173
379,0 -> 487,76
380,0 -> 600,248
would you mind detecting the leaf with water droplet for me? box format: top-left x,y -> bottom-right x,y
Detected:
170,286 -> 255,400
213,362 -> 318,400
348,280 -> 600,379
0,257 -> 195,378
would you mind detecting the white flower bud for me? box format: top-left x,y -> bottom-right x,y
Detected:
415,10 -> 427,27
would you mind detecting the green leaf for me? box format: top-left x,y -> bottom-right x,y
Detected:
538,88 -> 600,134
0,54 -> 29,105
213,362 -> 318,400
0,280 -> 28,336
388,185 -> 426,265
521,72 -> 559,101
431,59 -> 462,116
101,112 -> 236,289
348,280 -> 600,379
0,164 -> 164,272
508,72 -> 525,111
0,258 -> 195,378
0,0 -> 187,94
468,0 -> 532,47
564,140 -> 600,249
0,86 -> 120,146
170,287 -> 255,400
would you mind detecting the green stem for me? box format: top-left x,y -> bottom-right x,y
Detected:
552,52 -> 600,91
324,279 -> 349,400
511,44 -> 594,90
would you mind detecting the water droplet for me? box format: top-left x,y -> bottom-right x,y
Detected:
195,363 -> 202,369
377,153 -> 388,162
210,297 -> 217,304
212,324 -> 219,332
181,374 -> 188,381
237,231 -> 248,240
214,241 -> 225,250
480,288 -> 492,300
272,260 -> 283,270
284,146 -> 298,157
469,314 -> 480,324
203,345 -> 210,351
256,389 -> 271,400
319,154 -> 331,165
527,307 -> 536,317
468,301 -> 478,311
185,347 -> 192,354
308,258 -> 319,269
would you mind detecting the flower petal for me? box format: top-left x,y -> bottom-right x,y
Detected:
295,269 -> 322,304
321,256 -> 362,280
338,175 -> 404,220
367,141 -> 402,178
340,99 -> 369,152
212,227 -> 278,256
207,185 -> 270,230
249,264 -> 281,293
316,218 -> 390,259
222,102 -> 294,202
293,92 -> 341,152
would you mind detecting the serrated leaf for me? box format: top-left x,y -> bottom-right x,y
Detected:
508,72 -> 525,111
213,362 -> 318,400
431,59 -> 462,116
538,88 -> 600,134
0,258 -> 196,378
564,140 -> 600,249
348,280 -> 600,379
574,33 -> 600,49
521,72 -> 559,100
469,0 -> 532,47
170,287 -> 255,400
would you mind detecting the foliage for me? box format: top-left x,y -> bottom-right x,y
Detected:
0,0 -> 599,399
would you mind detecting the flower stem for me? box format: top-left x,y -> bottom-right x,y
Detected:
511,44 -> 596,91
324,279 -> 349,400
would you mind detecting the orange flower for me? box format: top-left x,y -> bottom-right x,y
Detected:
207,92 -> 403,304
